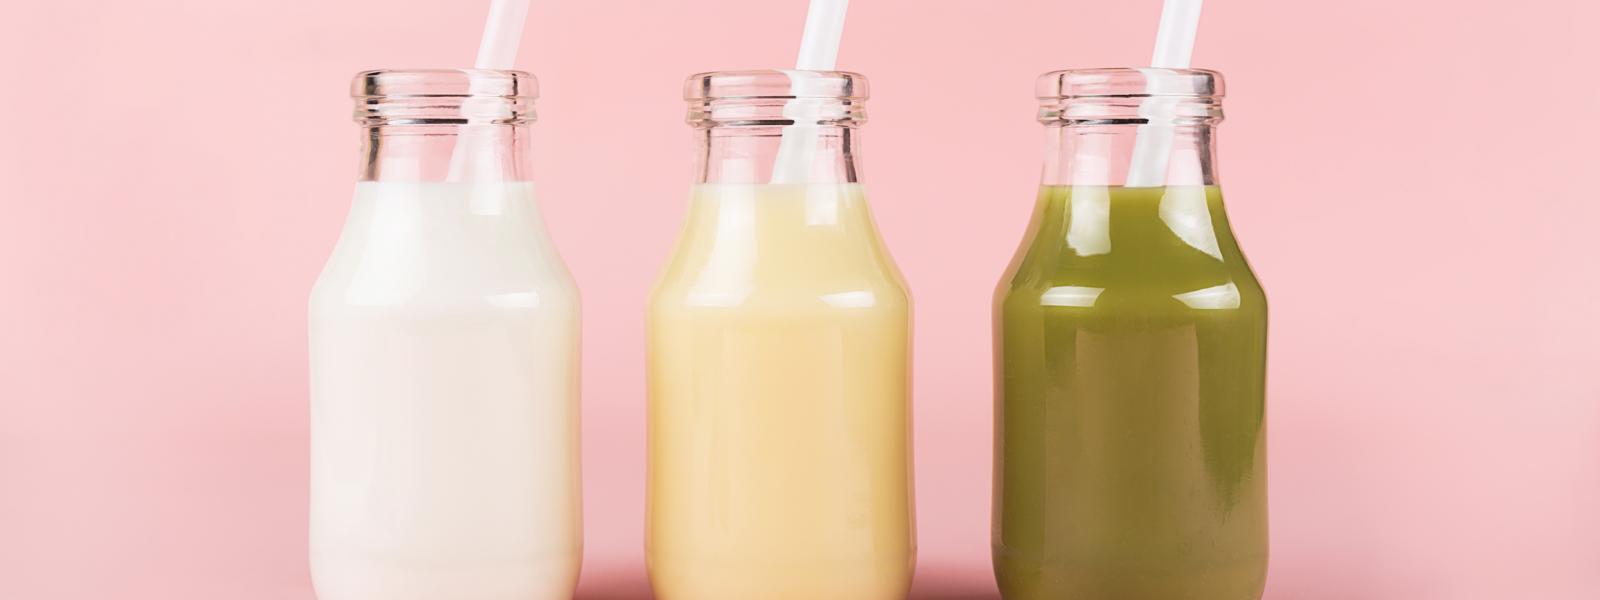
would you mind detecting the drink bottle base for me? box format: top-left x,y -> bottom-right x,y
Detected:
310,553 -> 580,600
648,554 -> 912,600
993,550 -> 1266,600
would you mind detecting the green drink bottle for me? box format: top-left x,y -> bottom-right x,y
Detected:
993,69 -> 1268,599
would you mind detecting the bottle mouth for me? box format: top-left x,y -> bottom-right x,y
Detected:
685,69 -> 868,128
1037,68 -> 1223,125
352,69 -> 538,125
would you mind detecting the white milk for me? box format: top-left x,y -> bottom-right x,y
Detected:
309,181 -> 581,600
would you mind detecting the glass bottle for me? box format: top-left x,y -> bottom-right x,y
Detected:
993,68 -> 1268,599
309,70 -> 582,600
646,70 -> 915,599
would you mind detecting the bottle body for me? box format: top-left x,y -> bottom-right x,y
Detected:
647,182 -> 914,599
309,71 -> 580,600
993,69 -> 1267,599
994,185 -> 1266,599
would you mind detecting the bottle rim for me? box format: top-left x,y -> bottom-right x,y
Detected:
1037,68 -> 1223,126
684,69 -> 868,101
351,69 -> 537,126
352,69 -> 539,99
684,69 -> 867,129
1036,68 -> 1224,100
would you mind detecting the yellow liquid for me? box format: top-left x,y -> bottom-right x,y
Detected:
646,183 -> 915,600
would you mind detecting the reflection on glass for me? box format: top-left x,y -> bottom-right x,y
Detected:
1066,185 -> 1111,256
1159,185 -> 1223,260
1040,285 -> 1105,308
821,290 -> 877,308
1173,282 -> 1241,309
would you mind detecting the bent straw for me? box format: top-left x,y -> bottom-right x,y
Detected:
770,0 -> 850,184
1124,0 -> 1204,187
447,0 -> 532,181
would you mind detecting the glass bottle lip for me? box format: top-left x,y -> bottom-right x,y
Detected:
353,68 -> 538,99
684,69 -> 868,101
1036,67 -> 1224,100
684,69 -> 868,129
1037,68 -> 1224,126
351,69 -> 537,125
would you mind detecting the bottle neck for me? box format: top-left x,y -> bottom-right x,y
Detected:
1041,121 -> 1219,187
352,69 -> 538,183
1035,68 -> 1224,188
360,123 -> 534,183
684,70 -> 868,186
694,125 -> 862,185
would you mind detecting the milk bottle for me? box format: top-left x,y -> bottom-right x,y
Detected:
309,69 -> 581,600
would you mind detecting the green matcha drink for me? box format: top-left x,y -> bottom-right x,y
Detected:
993,69 -> 1267,599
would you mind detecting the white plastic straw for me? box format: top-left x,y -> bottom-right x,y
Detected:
1149,0 -> 1203,69
447,0 -> 532,181
1124,0 -> 1204,187
794,0 -> 849,71
474,0 -> 533,70
770,0 -> 850,184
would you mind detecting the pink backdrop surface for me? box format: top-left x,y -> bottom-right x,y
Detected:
2,1 -> 1597,598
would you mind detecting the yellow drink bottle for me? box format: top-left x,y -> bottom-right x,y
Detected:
647,71 -> 915,600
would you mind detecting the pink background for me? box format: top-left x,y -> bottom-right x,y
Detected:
2,0 -> 1597,598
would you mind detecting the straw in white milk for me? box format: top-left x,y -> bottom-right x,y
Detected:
1123,0 -> 1204,187
447,0 -> 533,181
770,0 -> 850,184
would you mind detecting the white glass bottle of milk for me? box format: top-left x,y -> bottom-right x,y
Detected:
309,69 -> 581,600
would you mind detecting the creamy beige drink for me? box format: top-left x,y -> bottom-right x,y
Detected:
647,182 -> 914,600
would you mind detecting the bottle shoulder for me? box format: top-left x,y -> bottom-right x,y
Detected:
651,226 -> 910,314
310,267 -> 579,315
999,185 -> 1262,307
996,265 -> 1265,317
650,275 -> 910,315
